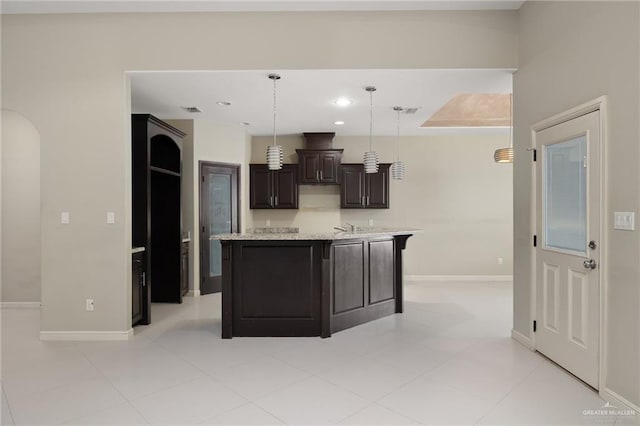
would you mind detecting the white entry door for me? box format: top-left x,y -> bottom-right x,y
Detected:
535,110 -> 600,389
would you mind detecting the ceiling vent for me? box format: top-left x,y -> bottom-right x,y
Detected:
182,106 -> 202,113
403,107 -> 420,114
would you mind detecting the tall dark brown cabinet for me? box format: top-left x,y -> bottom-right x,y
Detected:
132,114 -> 186,325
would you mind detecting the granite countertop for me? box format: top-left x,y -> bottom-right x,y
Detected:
132,247 -> 146,254
210,227 -> 420,241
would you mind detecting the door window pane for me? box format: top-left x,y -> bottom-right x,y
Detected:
209,173 -> 231,277
544,135 -> 587,253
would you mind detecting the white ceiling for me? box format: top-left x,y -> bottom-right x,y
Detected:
130,69 -> 513,136
1,0 -> 525,14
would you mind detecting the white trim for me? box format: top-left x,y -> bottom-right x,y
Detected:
404,275 -> 512,282
530,96 -> 608,391
186,289 -> 201,297
40,329 -> 134,341
600,387 -> 639,416
1,302 -> 41,309
511,328 -> 534,350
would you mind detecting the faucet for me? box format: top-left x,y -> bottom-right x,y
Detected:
334,223 -> 355,233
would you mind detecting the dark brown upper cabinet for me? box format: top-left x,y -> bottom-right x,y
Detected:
296,149 -> 343,185
340,164 -> 390,209
250,164 -> 299,209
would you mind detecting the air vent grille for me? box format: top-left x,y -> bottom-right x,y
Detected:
403,107 -> 420,114
182,106 -> 202,113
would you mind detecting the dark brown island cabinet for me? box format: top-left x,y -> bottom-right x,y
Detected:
296,149 -> 343,184
132,114 -> 186,322
249,164 -> 299,209
217,230 -> 414,338
340,163 -> 390,209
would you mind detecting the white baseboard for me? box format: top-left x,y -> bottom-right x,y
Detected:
600,387 -> 639,417
511,328 -> 534,350
186,290 -> 201,297
1,301 -> 41,309
404,275 -> 513,282
40,328 -> 134,341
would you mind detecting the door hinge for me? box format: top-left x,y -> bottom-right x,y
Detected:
532,149 -> 537,162
202,175 -> 205,182
533,320 -> 537,333
202,226 -> 205,233
533,235 -> 537,247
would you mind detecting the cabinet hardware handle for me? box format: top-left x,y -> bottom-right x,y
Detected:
275,195 -> 278,206
361,196 -> 365,206
270,195 -> 273,207
367,196 -> 370,206
142,272 -> 146,287
316,170 -> 319,180
320,170 -> 323,180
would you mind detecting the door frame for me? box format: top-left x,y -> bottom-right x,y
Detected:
199,161 -> 241,294
529,96 -> 608,391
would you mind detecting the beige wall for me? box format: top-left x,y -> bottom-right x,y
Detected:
252,134 -> 513,276
514,1 -> 640,407
1,11 -> 517,333
1,110 -> 41,303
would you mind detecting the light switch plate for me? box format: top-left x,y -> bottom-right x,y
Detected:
106,212 -> 115,224
61,211 -> 70,224
614,212 -> 635,231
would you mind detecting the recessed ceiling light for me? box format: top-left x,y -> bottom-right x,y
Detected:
334,121 -> 345,125
334,98 -> 352,107
216,101 -> 231,106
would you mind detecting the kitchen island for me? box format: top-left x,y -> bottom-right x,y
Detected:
212,228 -> 416,338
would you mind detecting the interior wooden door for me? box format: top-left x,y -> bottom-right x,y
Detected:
200,162 -> 239,295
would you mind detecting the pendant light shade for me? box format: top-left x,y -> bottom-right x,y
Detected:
363,86 -> 379,174
267,73 -> 283,170
494,93 -> 514,164
391,106 -> 405,180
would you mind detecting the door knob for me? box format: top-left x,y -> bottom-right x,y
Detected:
583,259 -> 597,270
588,240 -> 597,250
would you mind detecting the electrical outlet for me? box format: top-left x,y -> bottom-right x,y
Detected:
106,212 -> 115,224
497,257 -> 504,265
266,219 -> 271,227
61,211 -> 70,224
368,219 -> 374,227
86,299 -> 95,312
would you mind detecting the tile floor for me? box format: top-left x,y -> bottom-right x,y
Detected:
1,281 -> 637,425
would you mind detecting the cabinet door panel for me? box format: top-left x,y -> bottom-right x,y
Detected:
300,153 -> 320,183
319,152 -> 340,184
275,165 -> 299,208
340,165 -> 365,208
132,253 -> 144,325
366,164 -> 389,208
368,239 -> 394,304
250,165 -> 273,209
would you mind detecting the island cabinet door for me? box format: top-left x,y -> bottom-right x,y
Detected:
340,165 -> 366,208
250,165 -> 274,208
274,165 -> 299,208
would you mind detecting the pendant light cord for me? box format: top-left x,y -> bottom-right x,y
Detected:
369,90 -> 373,151
273,77 -> 277,147
396,108 -> 401,161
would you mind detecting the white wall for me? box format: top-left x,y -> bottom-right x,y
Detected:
251,133 -> 513,276
514,1 -> 640,408
1,11 -> 517,334
1,110 -> 41,303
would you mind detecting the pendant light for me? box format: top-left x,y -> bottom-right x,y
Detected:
266,73 -> 283,170
391,106 -> 406,180
363,86 -> 379,173
494,93 -> 514,163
